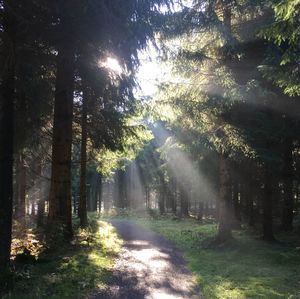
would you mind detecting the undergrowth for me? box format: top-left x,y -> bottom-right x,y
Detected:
5,216 -> 122,299
134,217 -> 300,299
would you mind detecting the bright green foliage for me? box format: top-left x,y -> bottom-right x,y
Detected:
95,116 -> 153,178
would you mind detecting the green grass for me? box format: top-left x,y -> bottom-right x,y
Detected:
134,217 -> 300,299
6,218 -> 122,299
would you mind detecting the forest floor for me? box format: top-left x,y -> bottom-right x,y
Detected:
132,217 -> 300,299
89,219 -> 201,299
4,215 -> 300,299
5,218 -> 122,299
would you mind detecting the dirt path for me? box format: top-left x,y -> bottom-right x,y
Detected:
89,220 -> 202,299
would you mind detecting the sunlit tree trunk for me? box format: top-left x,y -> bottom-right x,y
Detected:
78,83 -> 88,228
48,7 -> 75,237
0,0 -> 16,287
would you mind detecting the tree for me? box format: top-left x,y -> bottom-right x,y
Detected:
260,0 -> 300,96
47,1 -> 76,237
0,0 -> 16,288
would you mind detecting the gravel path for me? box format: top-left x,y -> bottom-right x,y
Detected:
89,220 -> 202,299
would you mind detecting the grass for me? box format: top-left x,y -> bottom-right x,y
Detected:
5,217 -> 122,299
134,217 -> 300,299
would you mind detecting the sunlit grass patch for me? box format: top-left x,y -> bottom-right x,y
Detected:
135,218 -> 300,299
6,218 -> 122,299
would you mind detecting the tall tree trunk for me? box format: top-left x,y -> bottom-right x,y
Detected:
158,175 -> 166,215
246,180 -> 255,227
215,0 -> 234,242
37,160 -> 45,227
263,164 -> 275,241
232,176 -> 241,226
78,83 -> 88,228
180,186 -> 189,217
97,174 -> 102,213
197,202 -> 204,222
171,179 -> 177,214
15,153 -> 26,223
282,141 -> 294,231
217,155 -> 233,241
116,169 -> 126,209
13,158 -> 20,216
158,190 -> 166,215
48,10 -> 75,237
91,185 -> 98,212
0,0 -> 16,289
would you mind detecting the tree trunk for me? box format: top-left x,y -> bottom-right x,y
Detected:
282,142 -> 294,231
97,175 -> 102,213
78,83 -> 88,228
217,155 -> 233,241
172,181 -> 177,214
180,186 -> 189,217
48,10 -> 75,237
263,164 -> 275,241
246,181 -> 255,227
232,177 -> 241,227
197,202 -> 204,222
158,190 -> 166,215
116,169 -> 126,209
15,153 -> 26,223
37,160 -> 46,227
0,0 -> 16,289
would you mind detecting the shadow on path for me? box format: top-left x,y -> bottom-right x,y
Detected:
89,220 -> 202,299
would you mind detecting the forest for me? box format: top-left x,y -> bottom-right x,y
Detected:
0,0 -> 300,298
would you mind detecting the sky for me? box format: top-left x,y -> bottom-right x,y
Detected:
135,0 -> 194,97
136,45 -> 164,97
104,1 -> 193,98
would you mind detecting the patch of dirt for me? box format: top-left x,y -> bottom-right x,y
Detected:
89,220 -> 202,299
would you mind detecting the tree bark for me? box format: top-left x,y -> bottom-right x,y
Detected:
97,174 -> 102,213
179,186 -> 189,217
158,175 -> 166,215
246,180 -> 255,227
78,83 -> 88,228
282,141 -> 294,231
197,202 -> 204,222
48,8 -> 75,237
232,176 -> 241,226
15,153 -> 26,223
159,190 -> 166,215
37,160 -> 45,227
217,155 -> 233,241
263,164 -> 275,241
0,0 -> 16,288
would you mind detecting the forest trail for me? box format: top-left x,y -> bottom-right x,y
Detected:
89,220 -> 202,299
